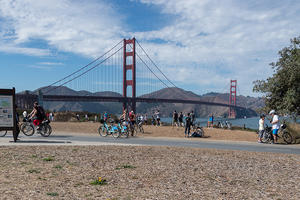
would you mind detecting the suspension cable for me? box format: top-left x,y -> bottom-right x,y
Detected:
45,46 -> 123,94
43,39 -> 123,94
136,39 -> 178,88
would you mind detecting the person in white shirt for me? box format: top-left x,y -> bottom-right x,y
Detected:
269,110 -> 280,144
258,114 -> 265,143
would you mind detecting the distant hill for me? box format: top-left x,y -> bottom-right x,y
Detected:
19,86 -> 264,118
137,87 -> 261,118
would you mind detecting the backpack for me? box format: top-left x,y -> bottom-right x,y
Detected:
36,106 -> 46,120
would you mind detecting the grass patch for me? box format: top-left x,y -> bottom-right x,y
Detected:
28,169 -> 40,174
31,154 -> 38,158
43,156 -> 55,162
74,182 -> 84,187
46,192 -> 58,197
54,165 -> 62,169
90,177 -> 107,185
38,177 -> 47,181
115,164 -> 136,170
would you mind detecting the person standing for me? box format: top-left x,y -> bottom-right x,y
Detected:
129,110 -> 136,136
103,111 -> 108,122
151,115 -> 155,126
179,112 -> 184,127
173,110 -> 178,127
269,110 -> 279,144
258,114 -> 265,143
185,113 -> 192,137
155,110 -> 160,126
190,110 -> 195,126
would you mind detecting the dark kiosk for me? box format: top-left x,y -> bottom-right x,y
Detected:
0,88 -> 17,142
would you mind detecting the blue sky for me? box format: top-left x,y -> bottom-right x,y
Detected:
0,0 -> 299,96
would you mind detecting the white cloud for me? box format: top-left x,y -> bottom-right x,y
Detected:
38,62 -> 64,66
0,0 -> 299,96
132,0 -> 300,96
0,0 -> 124,57
0,44 -> 50,56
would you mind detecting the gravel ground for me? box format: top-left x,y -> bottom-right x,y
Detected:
0,145 -> 299,200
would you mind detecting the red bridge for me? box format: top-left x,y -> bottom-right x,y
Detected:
17,38 -> 243,118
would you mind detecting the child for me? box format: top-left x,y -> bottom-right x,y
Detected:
258,114 -> 265,143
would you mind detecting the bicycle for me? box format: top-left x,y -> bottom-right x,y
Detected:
20,116 -> 52,137
262,123 -> 292,144
98,121 -> 119,138
116,121 -> 129,138
0,130 -> 7,137
136,120 -> 144,134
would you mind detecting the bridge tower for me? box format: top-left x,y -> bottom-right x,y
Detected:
229,80 -> 237,118
123,38 -> 136,113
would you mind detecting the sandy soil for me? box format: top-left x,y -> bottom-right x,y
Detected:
0,145 -> 299,200
51,122 -> 258,142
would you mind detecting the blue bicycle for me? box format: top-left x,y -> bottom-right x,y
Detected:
98,121 -> 119,138
117,121 -> 129,138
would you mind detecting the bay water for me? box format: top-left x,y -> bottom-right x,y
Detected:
161,116 -> 300,130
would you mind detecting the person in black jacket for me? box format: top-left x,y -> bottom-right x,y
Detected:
185,113 -> 192,137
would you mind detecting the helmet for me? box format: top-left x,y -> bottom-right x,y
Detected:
269,110 -> 275,115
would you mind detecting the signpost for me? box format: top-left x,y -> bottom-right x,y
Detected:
0,88 -> 17,142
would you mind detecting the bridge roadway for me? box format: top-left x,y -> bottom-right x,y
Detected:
41,95 -> 244,109
2,133 -> 300,155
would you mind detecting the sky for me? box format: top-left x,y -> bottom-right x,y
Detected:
0,0 -> 299,96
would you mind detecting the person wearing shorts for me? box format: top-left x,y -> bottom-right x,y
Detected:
269,110 -> 279,144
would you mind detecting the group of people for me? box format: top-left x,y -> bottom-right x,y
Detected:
172,110 -> 196,128
258,110 -> 280,144
172,110 -> 196,137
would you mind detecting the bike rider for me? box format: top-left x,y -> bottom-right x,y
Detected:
269,110 -> 279,144
29,101 -> 46,130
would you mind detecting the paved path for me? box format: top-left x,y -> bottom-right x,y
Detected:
1,132 -> 300,155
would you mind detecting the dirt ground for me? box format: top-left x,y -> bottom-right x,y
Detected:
0,145 -> 299,200
51,122 -> 258,142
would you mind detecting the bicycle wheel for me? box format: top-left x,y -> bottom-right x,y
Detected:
262,134 -> 271,143
40,124 -> 52,137
112,130 -> 120,138
98,125 -> 108,137
282,131 -> 292,144
0,130 -> 7,137
197,127 -> 204,137
139,125 -> 144,134
21,123 -> 35,136
124,129 -> 129,138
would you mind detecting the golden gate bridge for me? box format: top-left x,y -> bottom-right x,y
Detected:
16,38 -> 241,118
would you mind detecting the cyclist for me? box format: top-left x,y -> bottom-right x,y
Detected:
29,101 -> 46,130
269,110 -> 279,144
